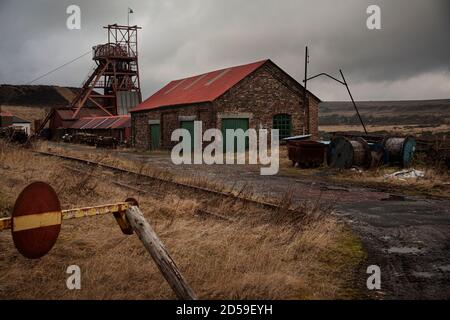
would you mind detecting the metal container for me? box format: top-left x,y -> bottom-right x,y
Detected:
383,136 -> 416,168
350,138 -> 372,169
327,136 -> 353,169
368,143 -> 388,167
287,140 -> 327,168
327,136 -> 372,169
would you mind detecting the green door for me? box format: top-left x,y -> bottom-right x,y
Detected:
181,121 -> 195,151
221,118 -> 249,152
149,124 -> 160,150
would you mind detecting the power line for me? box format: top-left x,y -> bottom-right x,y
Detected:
26,50 -> 92,85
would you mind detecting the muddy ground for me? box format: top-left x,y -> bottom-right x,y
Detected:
43,143 -> 450,299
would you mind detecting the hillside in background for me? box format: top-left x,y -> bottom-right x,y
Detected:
0,84 -> 79,108
319,99 -> 450,126
1,85 -> 450,134
0,84 -> 82,131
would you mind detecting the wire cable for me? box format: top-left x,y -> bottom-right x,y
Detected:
26,50 -> 92,85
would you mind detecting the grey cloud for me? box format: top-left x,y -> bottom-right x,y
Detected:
0,0 -> 448,100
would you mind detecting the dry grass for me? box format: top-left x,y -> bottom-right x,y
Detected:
34,141 -> 264,202
0,141 -> 364,299
320,124 -> 450,134
331,166 -> 450,198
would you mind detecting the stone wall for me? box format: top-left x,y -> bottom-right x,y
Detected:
131,61 -> 320,149
214,63 -> 309,137
131,102 -> 214,150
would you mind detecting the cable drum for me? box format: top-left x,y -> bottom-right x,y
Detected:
383,136 -> 416,168
327,136 -> 372,169
368,143 -> 387,168
327,136 -> 354,169
350,137 -> 372,169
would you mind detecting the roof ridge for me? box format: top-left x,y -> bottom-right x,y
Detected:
171,59 -> 269,82
131,59 -> 269,113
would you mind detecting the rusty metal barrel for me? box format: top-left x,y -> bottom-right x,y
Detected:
382,136 -> 416,168
327,137 -> 353,169
327,136 -> 372,169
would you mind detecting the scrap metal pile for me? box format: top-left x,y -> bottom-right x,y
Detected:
287,134 -> 416,169
0,126 -> 28,144
62,133 -> 118,149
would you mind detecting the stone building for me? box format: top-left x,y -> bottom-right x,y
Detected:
130,59 -> 320,150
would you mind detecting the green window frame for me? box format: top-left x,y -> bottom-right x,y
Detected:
273,114 -> 292,140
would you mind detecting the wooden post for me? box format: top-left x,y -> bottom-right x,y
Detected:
125,206 -> 198,300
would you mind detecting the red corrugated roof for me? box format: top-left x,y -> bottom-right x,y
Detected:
81,118 -> 104,129
56,108 -> 109,120
0,111 -> 13,117
70,115 -> 130,130
111,117 -> 131,129
131,60 -> 268,112
70,118 -> 93,129
95,117 -> 119,129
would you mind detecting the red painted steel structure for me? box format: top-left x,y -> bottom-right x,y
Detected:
71,24 -> 142,118
35,24 -> 141,136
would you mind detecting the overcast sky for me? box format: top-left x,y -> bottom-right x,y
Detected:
0,0 -> 449,101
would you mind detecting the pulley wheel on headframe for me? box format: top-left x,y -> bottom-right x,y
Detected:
11,182 -> 62,259
383,136 -> 416,168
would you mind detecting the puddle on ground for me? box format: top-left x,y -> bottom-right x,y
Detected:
387,247 -> 423,254
412,271 -> 434,278
381,194 -> 407,201
437,265 -> 450,272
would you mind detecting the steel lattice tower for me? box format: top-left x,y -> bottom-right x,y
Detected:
70,24 -> 142,118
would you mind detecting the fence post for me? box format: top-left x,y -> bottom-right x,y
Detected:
126,206 -> 198,300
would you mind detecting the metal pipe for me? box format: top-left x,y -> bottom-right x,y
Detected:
305,72 -> 345,85
302,46 -> 309,135
303,67 -> 369,135
0,202 -> 130,231
339,69 -> 368,135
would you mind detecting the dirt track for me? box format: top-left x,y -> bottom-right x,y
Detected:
46,143 -> 450,299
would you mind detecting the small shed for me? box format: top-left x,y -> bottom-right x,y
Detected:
0,111 -> 13,127
12,116 -> 31,135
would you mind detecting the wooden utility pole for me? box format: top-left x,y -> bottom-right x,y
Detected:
126,206 -> 198,300
303,46 -> 309,135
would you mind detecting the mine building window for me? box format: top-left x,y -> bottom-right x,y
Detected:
273,114 -> 292,140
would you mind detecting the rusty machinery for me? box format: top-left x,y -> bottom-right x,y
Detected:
287,135 -> 416,169
36,24 -> 142,136
325,135 -> 416,169
71,24 -> 142,117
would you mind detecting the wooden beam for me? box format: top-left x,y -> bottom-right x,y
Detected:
125,206 -> 197,300
88,97 -> 113,116
73,62 -> 109,118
